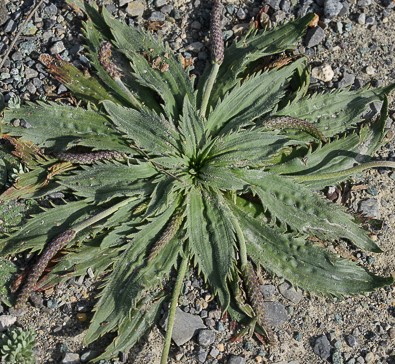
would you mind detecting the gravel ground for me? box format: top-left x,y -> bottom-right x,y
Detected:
0,0 -> 394,363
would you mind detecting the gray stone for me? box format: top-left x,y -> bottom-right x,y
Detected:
345,334 -> 358,347
126,1 -> 145,17
50,41 -> 66,55
267,0 -> 282,10
358,0 -> 372,6
365,16 -> 375,26
155,0 -> 167,7
26,82 -> 37,95
359,198 -> 380,219
191,20 -> 201,30
261,284 -> 276,299
197,329 -> 216,347
0,1 -> 8,26
313,335 -> 331,360
62,352 -> 80,364
278,282 -> 303,304
332,350 -> 344,364
44,4 -> 58,16
161,5 -> 173,14
149,11 -> 165,22
236,8 -> 247,20
209,347 -> 219,358
324,0 -> 343,18
119,0 -> 132,6
58,85 -> 68,94
338,72 -> 355,88
165,307 -> 206,346
228,356 -> 246,364
262,301 -> 288,327
280,0 -> 291,12
33,78 -> 43,88
197,349 -> 208,363
19,40 -> 37,55
25,68 -> 39,79
4,19 -> 16,33
305,26 -> 325,48
11,51 -> 23,61
0,315 -> 17,332
357,13 -> 366,24
187,42 -> 204,52
365,352 -> 375,364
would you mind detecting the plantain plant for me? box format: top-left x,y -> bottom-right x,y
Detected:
0,0 -> 394,362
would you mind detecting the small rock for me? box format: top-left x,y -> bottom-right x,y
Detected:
358,0 -> 372,6
338,72 -> 355,88
44,4 -> 58,16
262,301 -> 288,327
388,327 -> 395,339
313,335 -> 331,360
187,42 -> 204,52
160,5 -> 173,14
0,315 -> 17,332
278,282 -> 303,304
365,16 -> 375,26
154,0 -> 167,7
345,334 -> 358,347
228,355 -> 246,364
4,19 -> 16,33
11,51 -> 23,61
119,0 -> 132,6
62,352 -> 80,364
50,41 -> 66,55
25,68 -> 39,79
359,198 -> 380,219
58,85 -> 68,94
305,26 -> 325,48
22,22 -> 38,36
364,352 -> 375,364
324,0 -> 343,18
149,11 -> 165,22
209,347 -> 219,358
191,20 -> 201,30
0,2 -> 8,26
126,1 -> 145,17
197,349 -> 208,363
236,8 -> 247,20
26,82 -> 37,94
311,64 -> 335,82
198,329 -> 216,347
261,284 -> 276,299
267,0 -> 282,10
164,307 -> 206,346
80,350 -> 97,363
332,350 -> 344,364
357,13 -> 366,24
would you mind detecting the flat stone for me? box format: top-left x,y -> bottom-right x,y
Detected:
0,1 -> 8,26
155,0 -> 167,7
187,42 -> 204,52
0,315 -> 17,332
197,329 -> 216,347
62,352 -> 80,364
332,350 -> 343,364
313,335 -> 331,360
149,11 -> 165,22
228,356 -> 246,364
358,0 -> 372,6
358,13 -> 366,24
359,198 -> 380,219
4,19 -> 16,33
305,26 -> 325,48
311,64 -> 335,82
25,68 -> 39,79
50,41 -> 66,55
278,282 -> 303,304
345,334 -> 358,347
236,8 -> 247,20
126,1 -> 145,17
26,82 -> 37,94
262,301 -> 288,327
197,349 -> 208,363
338,72 -> 355,88
261,284 -> 276,299
324,0 -> 343,18
119,0 -> 133,6
365,352 -> 375,364
164,307 -> 206,346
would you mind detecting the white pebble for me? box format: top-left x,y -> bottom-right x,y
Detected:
311,64 -> 335,82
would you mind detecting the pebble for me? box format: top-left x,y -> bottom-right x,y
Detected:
324,0 -> 343,18
197,349 -> 208,363
80,350 -> 97,362
359,198 -> 380,218
191,20 -> 201,30
228,356 -> 246,364
50,41 -> 66,55
365,16 -> 375,26
388,327 -> 395,339
338,72 -> 355,88
236,8 -> 247,20
119,0 -> 132,6
26,82 -> 37,94
261,284 -> 276,299
278,282 -> 303,304
155,0 -> 167,7
0,315 -> 17,332
0,1 -> 8,26
267,0 -> 282,10
313,335 -> 332,360
357,0 -> 372,6
357,13 -> 366,24
11,51 -> 23,61
332,351 -> 344,364
197,329 -> 216,347
61,352 -> 80,364
209,347 -> 219,358
4,19 -> 16,33
305,26 -> 325,48
365,352 -> 375,363
166,307 -> 206,346
187,42 -> 204,52
345,334 -> 358,347
149,11 -> 165,22
311,64 -> 335,82
262,301 -> 288,327
25,68 -> 39,79
126,1 -> 145,17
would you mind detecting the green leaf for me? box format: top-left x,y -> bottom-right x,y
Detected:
103,101 -> 180,156
207,129 -> 290,168
187,188 -> 234,309
0,200 -> 94,256
85,203 -> 179,344
199,14 -> 314,109
59,162 -> 157,202
237,170 -> 381,252
232,199 -> 393,296
275,84 -> 395,138
207,58 -> 305,135
2,102 -> 130,152
0,258 -> 17,306
101,7 -> 194,118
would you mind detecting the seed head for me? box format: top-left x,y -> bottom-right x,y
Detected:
210,0 -> 224,65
